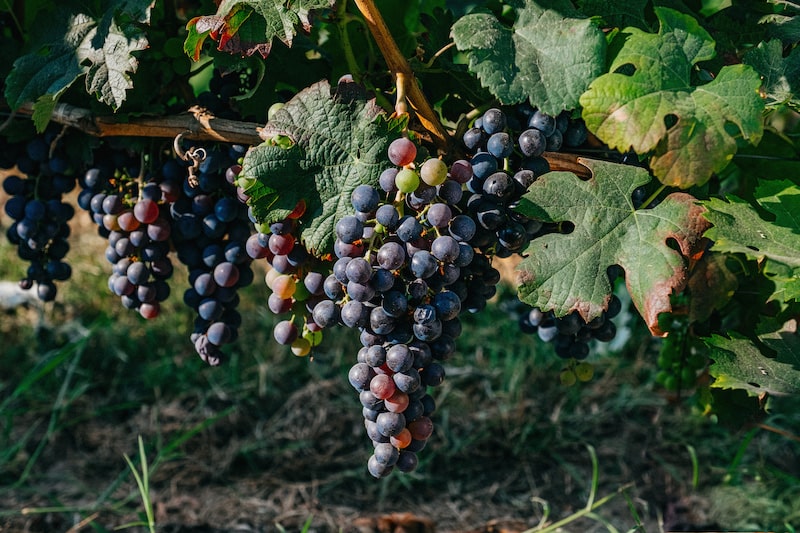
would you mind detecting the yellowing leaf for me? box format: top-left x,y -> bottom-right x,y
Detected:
580,7 -> 764,188
515,158 -> 710,336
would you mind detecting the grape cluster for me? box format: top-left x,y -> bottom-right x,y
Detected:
298,138 -> 500,477
169,146 -> 255,366
460,106 -> 623,377
655,315 -> 706,391
460,106 -> 589,258
78,146 -> 177,319
257,212 -> 331,358
2,132 -> 78,301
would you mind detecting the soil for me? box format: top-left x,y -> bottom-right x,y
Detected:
2,371 -> 728,533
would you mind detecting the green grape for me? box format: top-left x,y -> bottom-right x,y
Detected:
303,328 -> 323,347
268,102 -> 285,120
680,367 -> 696,386
419,158 -> 448,186
663,375 -> 677,391
292,281 -> 311,302
655,370 -> 670,385
575,362 -> 594,382
291,337 -> 311,357
560,369 -> 577,386
395,168 -> 420,193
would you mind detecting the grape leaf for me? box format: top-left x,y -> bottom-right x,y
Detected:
4,2 -> 151,121
687,251 -> 738,323
703,179 -> 800,268
78,15 -> 148,110
579,7 -> 764,188
240,80 -> 404,256
4,11 -> 94,113
761,0 -> 800,43
743,39 -> 800,108
185,0 -> 334,60
706,322 -> 800,396
451,2 -> 606,115
764,261 -> 800,303
514,158 -> 710,336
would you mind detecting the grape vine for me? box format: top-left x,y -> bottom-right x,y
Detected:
1,0 -> 799,478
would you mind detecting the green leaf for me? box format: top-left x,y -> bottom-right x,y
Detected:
451,2 -> 606,115
31,94 -> 58,133
240,80 -> 404,256
186,0 -> 334,59
514,158 -> 710,336
4,11 -> 94,110
703,179 -> 800,268
706,322 -> 800,396
743,39 -> 800,108
78,15 -> 148,110
4,2 -> 150,116
763,261 -> 800,303
580,7 -> 764,188
761,0 -> 800,43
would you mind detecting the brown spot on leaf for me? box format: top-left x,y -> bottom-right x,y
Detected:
640,193 -> 711,336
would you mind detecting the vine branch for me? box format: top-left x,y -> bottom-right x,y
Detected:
352,0 -> 451,153
14,102 -> 263,145
8,102 -> 591,178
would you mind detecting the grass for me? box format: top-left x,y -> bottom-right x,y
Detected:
1,228 -> 799,532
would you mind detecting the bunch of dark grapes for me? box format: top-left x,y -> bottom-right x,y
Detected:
2,130 -> 78,301
169,145 -> 255,366
300,137 -> 500,477
77,145 -> 178,318
460,106 -> 589,258
461,106 -> 622,373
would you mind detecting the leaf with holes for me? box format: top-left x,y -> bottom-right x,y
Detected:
240,80 -> 405,256
515,158 -> 710,336
579,7 -> 764,188
451,1 -> 605,115
706,322 -> 800,396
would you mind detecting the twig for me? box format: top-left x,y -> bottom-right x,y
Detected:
352,0 -> 450,152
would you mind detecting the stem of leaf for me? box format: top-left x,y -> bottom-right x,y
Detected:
640,184 -> 666,210
336,6 -> 393,113
336,1 -> 363,80
4,0 -> 23,39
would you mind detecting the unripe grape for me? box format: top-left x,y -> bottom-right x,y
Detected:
419,158 -> 448,186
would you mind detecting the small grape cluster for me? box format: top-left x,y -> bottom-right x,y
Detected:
169,146 -> 255,366
2,132 -> 78,301
298,137 -> 500,477
655,315 -> 706,391
459,106 -> 589,258
258,214 -> 330,358
78,146 -> 178,319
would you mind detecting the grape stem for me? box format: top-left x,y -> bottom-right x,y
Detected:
352,0 -> 450,152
